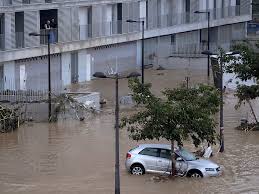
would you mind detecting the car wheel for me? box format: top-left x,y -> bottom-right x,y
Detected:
188,170 -> 203,178
131,164 -> 145,175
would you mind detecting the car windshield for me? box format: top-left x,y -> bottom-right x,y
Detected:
177,148 -> 196,161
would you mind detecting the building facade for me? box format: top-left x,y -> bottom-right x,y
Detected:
0,0 -> 252,91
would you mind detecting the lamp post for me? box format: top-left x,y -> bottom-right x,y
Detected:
29,32 -> 51,121
93,71 -> 140,194
201,50 -> 239,153
126,19 -> 145,84
194,10 -> 211,77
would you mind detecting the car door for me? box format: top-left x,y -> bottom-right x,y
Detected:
138,148 -> 159,172
175,153 -> 188,176
157,149 -> 171,173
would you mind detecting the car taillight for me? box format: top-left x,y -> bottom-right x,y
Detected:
126,153 -> 131,159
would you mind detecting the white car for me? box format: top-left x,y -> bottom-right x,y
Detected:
125,144 -> 221,178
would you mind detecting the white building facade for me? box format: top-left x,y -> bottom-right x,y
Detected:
0,0 -> 252,91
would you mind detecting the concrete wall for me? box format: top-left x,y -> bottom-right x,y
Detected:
3,61 -> 15,90
15,55 -> 62,91
88,41 -> 138,75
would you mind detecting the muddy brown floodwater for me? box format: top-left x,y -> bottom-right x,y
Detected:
1,69 -> 259,194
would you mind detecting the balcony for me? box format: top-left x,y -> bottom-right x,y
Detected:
0,5 -> 250,54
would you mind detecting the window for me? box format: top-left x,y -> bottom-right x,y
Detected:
185,0 -> 190,23
171,34 -> 175,44
160,149 -> 171,159
139,148 -> 159,157
22,0 -> 30,4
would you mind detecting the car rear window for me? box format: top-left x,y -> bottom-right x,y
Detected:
129,146 -> 139,152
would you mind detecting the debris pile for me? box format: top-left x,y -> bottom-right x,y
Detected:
0,104 -> 20,133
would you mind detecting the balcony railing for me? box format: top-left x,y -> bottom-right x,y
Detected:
0,34 -> 4,50
15,32 -> 24,48
0,5 -> 250,52
170,42 -> 231,56
40,28 -> 58,44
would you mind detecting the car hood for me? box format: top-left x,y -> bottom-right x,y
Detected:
187,159 -> 219,168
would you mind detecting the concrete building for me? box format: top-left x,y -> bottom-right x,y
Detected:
0,0 -> 253,91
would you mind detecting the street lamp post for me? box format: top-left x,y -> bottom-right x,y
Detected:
194,10 -> 211,77
201,50 -> 239,153
29,32 -> 51,121
126,19 -> 145,84
93,71 -> 140,194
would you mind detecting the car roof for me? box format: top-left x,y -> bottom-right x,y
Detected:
138,144 -> 172,150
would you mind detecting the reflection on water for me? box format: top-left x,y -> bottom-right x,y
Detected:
0,69 -> 259,194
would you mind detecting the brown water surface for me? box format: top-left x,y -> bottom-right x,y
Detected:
0,69 -> 259,194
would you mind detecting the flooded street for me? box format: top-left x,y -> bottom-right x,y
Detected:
1,69 -> 259,194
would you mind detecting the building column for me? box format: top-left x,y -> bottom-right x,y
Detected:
61,52 -> 71,86
139,0 -> 147,29
4,13 -> 15,50
136,40 -> 142,68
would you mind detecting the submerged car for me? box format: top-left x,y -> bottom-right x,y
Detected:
125,144 -> 221,178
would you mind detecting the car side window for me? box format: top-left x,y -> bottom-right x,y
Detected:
160,149 -> 171,159
139,148 -> 159,157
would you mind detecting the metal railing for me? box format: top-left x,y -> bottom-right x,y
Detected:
15,32 -> 24,48
40,28 -> 58,44
0,78 -> 64,103
170,42 -> 231,55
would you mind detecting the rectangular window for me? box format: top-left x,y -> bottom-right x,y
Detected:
22,0 -> 30,4
236,0 -> 240,16
185,0 -> 190,23
3,0 -> 12,6
0,13 -> 4,50
40,9 -> 58,44
139,148 -> 159,157
15,12 -> 24,48
171,34 -> 175,44
0,65 -> 3,90
160,149 -> 171,159
117,3 -> 122,34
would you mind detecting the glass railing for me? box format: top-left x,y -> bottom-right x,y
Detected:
0,34 -> 5,50
39,28 -> 58,45
15,32 -> 24,48
0,5 -> 250,52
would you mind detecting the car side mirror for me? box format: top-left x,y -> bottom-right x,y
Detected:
176,157 -> 183,161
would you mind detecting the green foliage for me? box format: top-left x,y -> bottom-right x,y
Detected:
227,43 -> 259,81
121,78 -> 220,147
226,43 -> 259,110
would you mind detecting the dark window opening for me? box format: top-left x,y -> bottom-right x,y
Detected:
15,12 -> 24,48
117,3 -> 122,34
23,0 -> 30,4
0,14 -> 4,50
40,9 -> 58,44
185,0 -> 190,23
139,148 -> 159,157
171,34 -> 175,44
236,0 -> 240,16
160,149 -> 171,159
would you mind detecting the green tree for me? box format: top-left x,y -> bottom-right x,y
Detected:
121,79 -> 220,176
226,42 -> 259,127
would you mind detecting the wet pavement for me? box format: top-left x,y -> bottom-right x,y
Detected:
0,69 -> 259,194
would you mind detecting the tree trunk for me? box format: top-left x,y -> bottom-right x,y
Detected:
171,140 -> 176,176
247,100 -> 258,123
